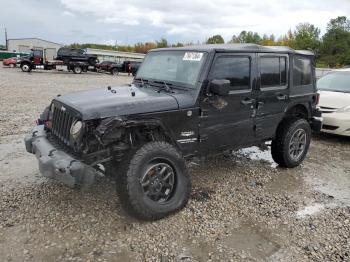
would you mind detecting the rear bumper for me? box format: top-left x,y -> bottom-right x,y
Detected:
24,125 -> 96,188
310,108 -> 323,132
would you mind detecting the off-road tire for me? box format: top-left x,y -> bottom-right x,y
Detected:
271,118 -> 311,168
73,66 -> 82,74
116,141 -> 191,220
21,63 -> 32,72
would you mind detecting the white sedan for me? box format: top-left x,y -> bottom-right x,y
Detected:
317,69 -> 350,136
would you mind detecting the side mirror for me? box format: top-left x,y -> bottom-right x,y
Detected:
209,79 -> 230,96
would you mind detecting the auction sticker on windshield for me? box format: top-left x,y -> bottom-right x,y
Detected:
183,52 -> 204,61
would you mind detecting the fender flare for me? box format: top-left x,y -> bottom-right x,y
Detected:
95,116 -> 181,150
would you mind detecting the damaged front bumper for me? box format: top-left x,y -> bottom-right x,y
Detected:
24,125 -> 96,188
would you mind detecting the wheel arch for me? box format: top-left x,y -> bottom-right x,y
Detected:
20,60 -> 32,67
284,103 -> 310,120
273,103 -> 310,140
95,117 -> 182,151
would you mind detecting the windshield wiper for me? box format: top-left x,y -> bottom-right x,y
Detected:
153,80 -> 173,93
161,81 -> 172,93
134,77 -> 149,88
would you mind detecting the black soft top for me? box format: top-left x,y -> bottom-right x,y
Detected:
150,44 -> 314,56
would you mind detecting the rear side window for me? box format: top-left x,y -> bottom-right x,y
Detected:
293,56 -> 312,86
210,56 -> 250,90
260,57 -> 287,87
33,50 -> 42,57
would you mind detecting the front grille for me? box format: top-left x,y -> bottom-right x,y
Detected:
47,133 -> 81,158
51,105 -> 76,146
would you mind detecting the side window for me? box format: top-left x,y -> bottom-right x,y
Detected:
33,50 -> 42,57
210,56 -> 250,91
60,48 -> 68,56
71,49 -> 79,56
260,57 -> 287,87
293,56 -> 312,86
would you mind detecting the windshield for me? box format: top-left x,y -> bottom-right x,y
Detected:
317,72 -> 350,93
136,50 -> 207,87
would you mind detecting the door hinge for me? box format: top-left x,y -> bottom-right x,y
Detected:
199,109 -> 208,118
199,134 -> 208,142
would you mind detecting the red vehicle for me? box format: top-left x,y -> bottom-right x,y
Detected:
2,57 -> 17,68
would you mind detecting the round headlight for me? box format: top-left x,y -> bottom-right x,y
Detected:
70,120 -> 83,137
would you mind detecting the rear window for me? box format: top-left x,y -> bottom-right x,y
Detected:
260,57 -> 287,87
293,56 -> 312,86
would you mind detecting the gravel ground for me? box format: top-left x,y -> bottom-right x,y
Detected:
0,66 -> 349,261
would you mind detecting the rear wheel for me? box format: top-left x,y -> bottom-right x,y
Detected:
111,68 -> 119,75
116,141 -> 191,220
73,66 -> 82,74
21,63 -> 32,72
271,118 -> 311,168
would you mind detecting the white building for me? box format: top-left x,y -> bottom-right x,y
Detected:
85,48 -> 145,63
6,38 -> 145,62
7,38 -> 63,60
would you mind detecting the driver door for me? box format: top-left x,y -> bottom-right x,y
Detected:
32,50 -> 43,65
199,53 -> 257,152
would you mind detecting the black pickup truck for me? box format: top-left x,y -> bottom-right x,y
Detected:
25,44 -> 322,220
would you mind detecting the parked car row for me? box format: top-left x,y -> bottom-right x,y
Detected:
95,60 -> 142,76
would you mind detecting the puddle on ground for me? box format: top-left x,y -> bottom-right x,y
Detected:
304,138 -> 350,207
234,138 -> 350,209
265,169 -> 304,195
296,203 -> 325,218
223,223 -> 280,259
0,135 -> 43,190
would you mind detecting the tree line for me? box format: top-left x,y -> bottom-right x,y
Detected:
69,16 -> 350,68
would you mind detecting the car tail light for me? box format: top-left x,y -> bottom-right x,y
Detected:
315,93 -> 320,105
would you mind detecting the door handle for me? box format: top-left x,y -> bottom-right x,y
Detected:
241,98 -> 255,106
276,94 -> 287,101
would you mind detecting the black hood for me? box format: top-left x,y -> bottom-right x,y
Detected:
54,85 -> 182,120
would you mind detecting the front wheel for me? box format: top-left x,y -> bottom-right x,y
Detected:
271,118 -> 311,168
21,63 -> 32,72
116,141 -> 191,220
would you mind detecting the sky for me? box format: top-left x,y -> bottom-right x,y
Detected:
1,0 -> 350,46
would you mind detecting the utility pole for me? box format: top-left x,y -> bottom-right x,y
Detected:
5,28 -> 8,50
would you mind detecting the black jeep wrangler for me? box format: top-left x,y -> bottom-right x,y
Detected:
25,44 -> 322,220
